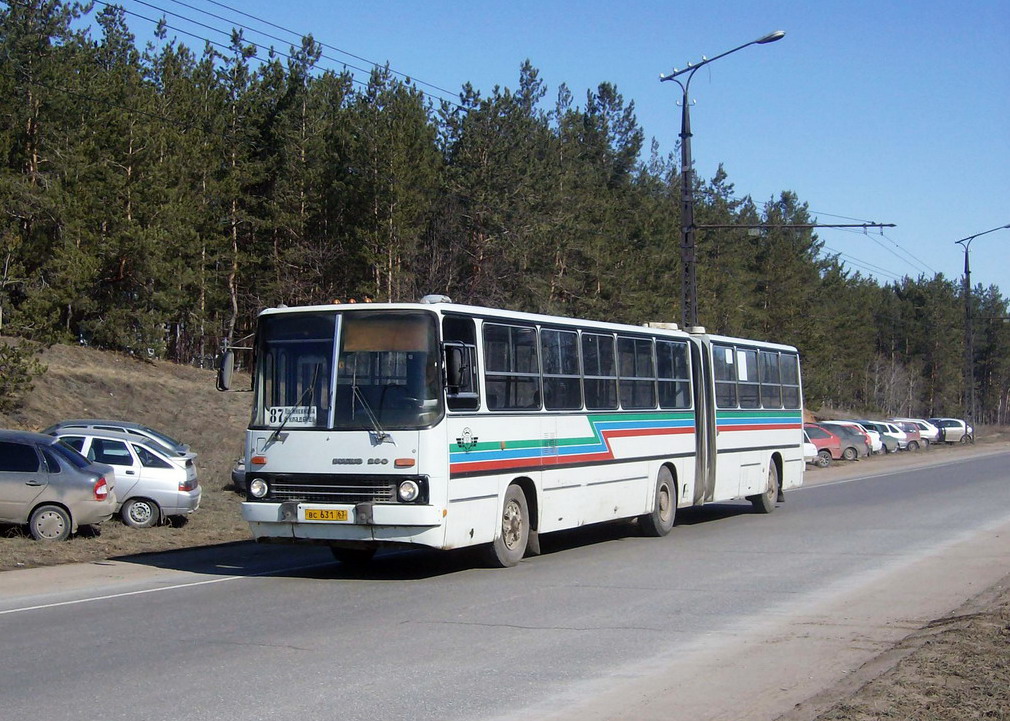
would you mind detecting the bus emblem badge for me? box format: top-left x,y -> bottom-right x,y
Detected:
456,428 -> 479,451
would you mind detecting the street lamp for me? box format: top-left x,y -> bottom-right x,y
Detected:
955,223 -> 1010,425
660,30 -> 785,329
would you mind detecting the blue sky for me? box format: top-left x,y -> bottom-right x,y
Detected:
117,0 -> 1009,295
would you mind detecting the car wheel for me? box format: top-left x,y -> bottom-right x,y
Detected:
29,505 -> 72,541
121,498 -> 161,529
816,450 -> 831,468
842,446 -> 858,461
907,440 -> 919,451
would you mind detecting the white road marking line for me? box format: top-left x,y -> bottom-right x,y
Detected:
0,560 -> 335,616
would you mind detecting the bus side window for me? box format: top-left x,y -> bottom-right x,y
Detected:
443,316 -> 480,411
713,344 -> 738,408
780,353 -> 801,409
484,323 -> 541,411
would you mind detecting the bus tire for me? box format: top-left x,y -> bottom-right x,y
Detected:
640,467 -> 676,537
487,485 -> 529,568
749,461 -> 778,514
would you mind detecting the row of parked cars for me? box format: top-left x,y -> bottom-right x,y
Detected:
0,420 -> 201,541
803,416 -> 974,468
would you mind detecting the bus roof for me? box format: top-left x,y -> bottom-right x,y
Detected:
258,300 -> 797,352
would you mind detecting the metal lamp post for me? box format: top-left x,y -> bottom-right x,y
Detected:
955,223 -> 1010,425
660,30 -> 785,329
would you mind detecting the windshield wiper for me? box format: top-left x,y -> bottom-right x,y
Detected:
351,372 -> 390,443
268,365 -> 319,445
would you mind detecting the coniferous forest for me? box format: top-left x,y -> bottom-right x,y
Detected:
2,1 -> 1009,421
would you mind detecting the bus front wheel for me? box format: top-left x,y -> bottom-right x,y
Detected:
487,485 -> 529,568
640,467 -> 676,537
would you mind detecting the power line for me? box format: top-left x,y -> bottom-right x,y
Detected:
114,0 -> 463,109
821,245 -> 902,281
180,0 -> 459,99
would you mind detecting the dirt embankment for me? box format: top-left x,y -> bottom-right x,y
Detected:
1,341 -> 252,570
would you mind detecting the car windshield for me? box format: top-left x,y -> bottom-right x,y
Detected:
252,309 -> 443,431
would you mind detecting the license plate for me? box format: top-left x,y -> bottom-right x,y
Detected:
304,508 -> 348,522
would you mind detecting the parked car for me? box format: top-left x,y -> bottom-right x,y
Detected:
803,424 -> 843,466
843,421 -> 884,454
813,422 -> 869,461
803,430 -> 826,468
891,421 -> 923,451
43,419 -> 195,459
819,421 -> 872,460
0,430 -> 117,541
892,418 -> 940,445
855,420 -> 903,453
928,418 -> 975,444
231,458 -> 247,494
53,430 -> 200,528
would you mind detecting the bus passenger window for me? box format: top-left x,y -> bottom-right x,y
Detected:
582,333 -> 618,410
657,340 -> 691,409
484,323 -> 541,411
541,329 -> 582,410
713,344 -> 738,408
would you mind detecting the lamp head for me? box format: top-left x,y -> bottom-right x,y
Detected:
757,30 -> 786,44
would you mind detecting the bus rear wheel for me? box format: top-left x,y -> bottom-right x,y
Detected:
487,484 -> 529,568
749,461 -> 779,514
640,467 -> 676,537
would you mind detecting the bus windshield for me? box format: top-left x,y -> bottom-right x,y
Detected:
252,310 -> 443,431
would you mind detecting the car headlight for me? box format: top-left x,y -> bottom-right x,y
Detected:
397,479 -> 420,503
249,478 -> 269,498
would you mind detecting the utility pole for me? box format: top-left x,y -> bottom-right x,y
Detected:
955,224 -> 1010,425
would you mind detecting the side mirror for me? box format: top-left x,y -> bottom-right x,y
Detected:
216,351 -> 235,391
445,346 -> 464,392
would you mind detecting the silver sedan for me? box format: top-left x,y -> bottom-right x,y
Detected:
0,429 -> 117,541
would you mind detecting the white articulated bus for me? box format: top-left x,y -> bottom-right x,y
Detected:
217,297 -> 804,567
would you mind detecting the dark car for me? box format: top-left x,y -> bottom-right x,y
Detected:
815,422 -> 870,461
0,430 -> 117,541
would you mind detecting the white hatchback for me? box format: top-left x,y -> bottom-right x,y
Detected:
54,430 -> 200,528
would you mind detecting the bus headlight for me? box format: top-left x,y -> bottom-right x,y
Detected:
249,478 -> 269,498
398,479 -> 420,503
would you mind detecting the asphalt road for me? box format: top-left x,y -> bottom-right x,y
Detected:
2,450 -> 1010,721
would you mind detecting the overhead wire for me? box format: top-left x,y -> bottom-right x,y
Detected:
811,208 -> 937,276
705,190 -> 925,283
114,0 -> 465,109
93,0 -> 371,92
178,0 -> 460,99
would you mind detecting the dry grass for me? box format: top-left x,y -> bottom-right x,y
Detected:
0,340 -> 251,570
814,586 -> 1010,721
